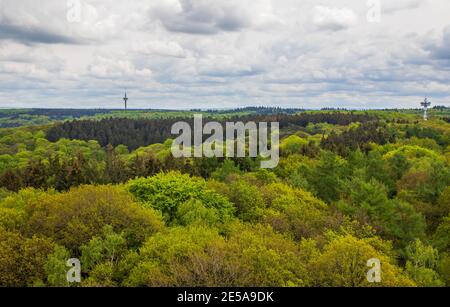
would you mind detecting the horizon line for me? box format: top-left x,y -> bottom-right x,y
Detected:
0,106 -> 449,111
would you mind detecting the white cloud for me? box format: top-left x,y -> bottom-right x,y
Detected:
148,0 -> 278,34
382,0 -> 423,14
133,40 -> 188,58
87,55 -> 152,79
0,0 -> 449,109
313,6 -> 358,31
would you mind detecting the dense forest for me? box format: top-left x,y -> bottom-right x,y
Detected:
0,108 -> 450,287
46,112 -> 376,150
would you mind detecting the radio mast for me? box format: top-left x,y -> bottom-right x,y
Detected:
123,91 -> 128,110
420,97 -> 431,121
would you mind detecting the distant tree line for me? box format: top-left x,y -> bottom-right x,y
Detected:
321,121 -> 396,156
26,109 -> 114,119
46,112 -> 376,150
47,117 -> 181,150
204,106 -> 305,114
0,148 -> 253,192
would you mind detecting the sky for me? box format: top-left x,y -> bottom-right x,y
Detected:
0,0 -> 449,109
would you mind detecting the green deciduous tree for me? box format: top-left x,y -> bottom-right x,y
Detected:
261,183 -> 333,240
128,172 -> 234,223
0,186 -> 163,252
308,151 -> 346,203
0,227 -> 53,286
126,224 -> 308,287
308,235 -> 415,287
434,215 -> 450,252
45,245 -> 71,287
405,239 -> 444,287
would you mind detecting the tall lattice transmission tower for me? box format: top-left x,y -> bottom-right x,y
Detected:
420,97 -> 431,121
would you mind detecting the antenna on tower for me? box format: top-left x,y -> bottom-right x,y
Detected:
420,97 -> 431,121
123,90 -> 128,110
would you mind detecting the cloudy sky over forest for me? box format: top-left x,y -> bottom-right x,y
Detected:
0,0 -> 449,109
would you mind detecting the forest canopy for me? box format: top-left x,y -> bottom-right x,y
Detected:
0,108 -> 449,287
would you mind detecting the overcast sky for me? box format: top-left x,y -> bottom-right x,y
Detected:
0,0 -> 449,109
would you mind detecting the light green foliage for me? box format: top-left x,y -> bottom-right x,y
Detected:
308,234 -> 415,287
0,188 -> 50,230
81,226 -> 127,271
175,199 -> 221,227
0,185 -> 164,251
383,145 -> 443,162
45,245 -> 71,287
280,135 -> 308,156
261,183 -> 332,240
405,240 -> 444,287
253,168 -> 278,184
128,171 -> 235,223
80,226 -> 128,286
126,224 -> 307,287
220,178 -> 266,222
